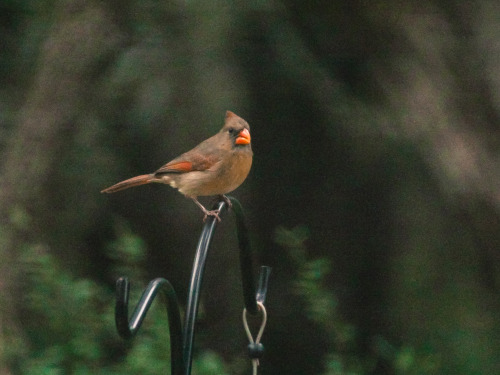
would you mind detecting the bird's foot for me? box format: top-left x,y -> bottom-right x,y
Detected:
219,194 -> 232,209
191,197 -> 222,222
203,209 -> 222,222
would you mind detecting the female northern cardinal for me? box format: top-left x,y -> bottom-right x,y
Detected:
101,111 -> 253,221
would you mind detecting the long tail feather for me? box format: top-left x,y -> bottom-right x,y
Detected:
101,174 -> 154,193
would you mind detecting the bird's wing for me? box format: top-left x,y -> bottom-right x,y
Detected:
154,152 -> 220,175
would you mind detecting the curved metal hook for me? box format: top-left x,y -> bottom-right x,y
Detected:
229,197 -> 271,313
115,277 -> 184,375
182,197 -> 271,374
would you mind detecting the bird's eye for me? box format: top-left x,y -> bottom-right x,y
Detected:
228,128 -> 236,135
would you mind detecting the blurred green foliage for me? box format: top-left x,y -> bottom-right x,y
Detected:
276,226 -> 442,375
7,224 -> 230,375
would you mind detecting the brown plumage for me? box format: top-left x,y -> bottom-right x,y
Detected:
101,111 -> 253,220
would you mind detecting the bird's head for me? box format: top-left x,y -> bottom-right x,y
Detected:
221,111 -> 251,148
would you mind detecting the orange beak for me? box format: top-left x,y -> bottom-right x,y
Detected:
235,128 -> 251,145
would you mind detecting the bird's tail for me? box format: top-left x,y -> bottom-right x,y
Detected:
101,174 -> 154,193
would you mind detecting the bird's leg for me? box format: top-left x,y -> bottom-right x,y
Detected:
218,194 -> 232,209
191,197 -> 221,222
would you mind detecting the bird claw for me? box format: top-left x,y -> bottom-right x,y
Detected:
219,195 -> 232,209
203,209 -> 222,222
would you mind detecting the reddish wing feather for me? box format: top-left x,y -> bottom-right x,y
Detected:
160,161 -> 193,173
154,153 -> 219,175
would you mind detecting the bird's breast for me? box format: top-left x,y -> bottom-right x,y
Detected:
176,150 -> 252,197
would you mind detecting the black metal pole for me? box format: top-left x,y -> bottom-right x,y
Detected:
182,200 -> 226,375
181,198 -> 272,374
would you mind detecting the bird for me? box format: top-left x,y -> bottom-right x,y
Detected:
101,111 -> 253,221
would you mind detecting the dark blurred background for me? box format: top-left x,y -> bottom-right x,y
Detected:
1,1 -> 500,374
